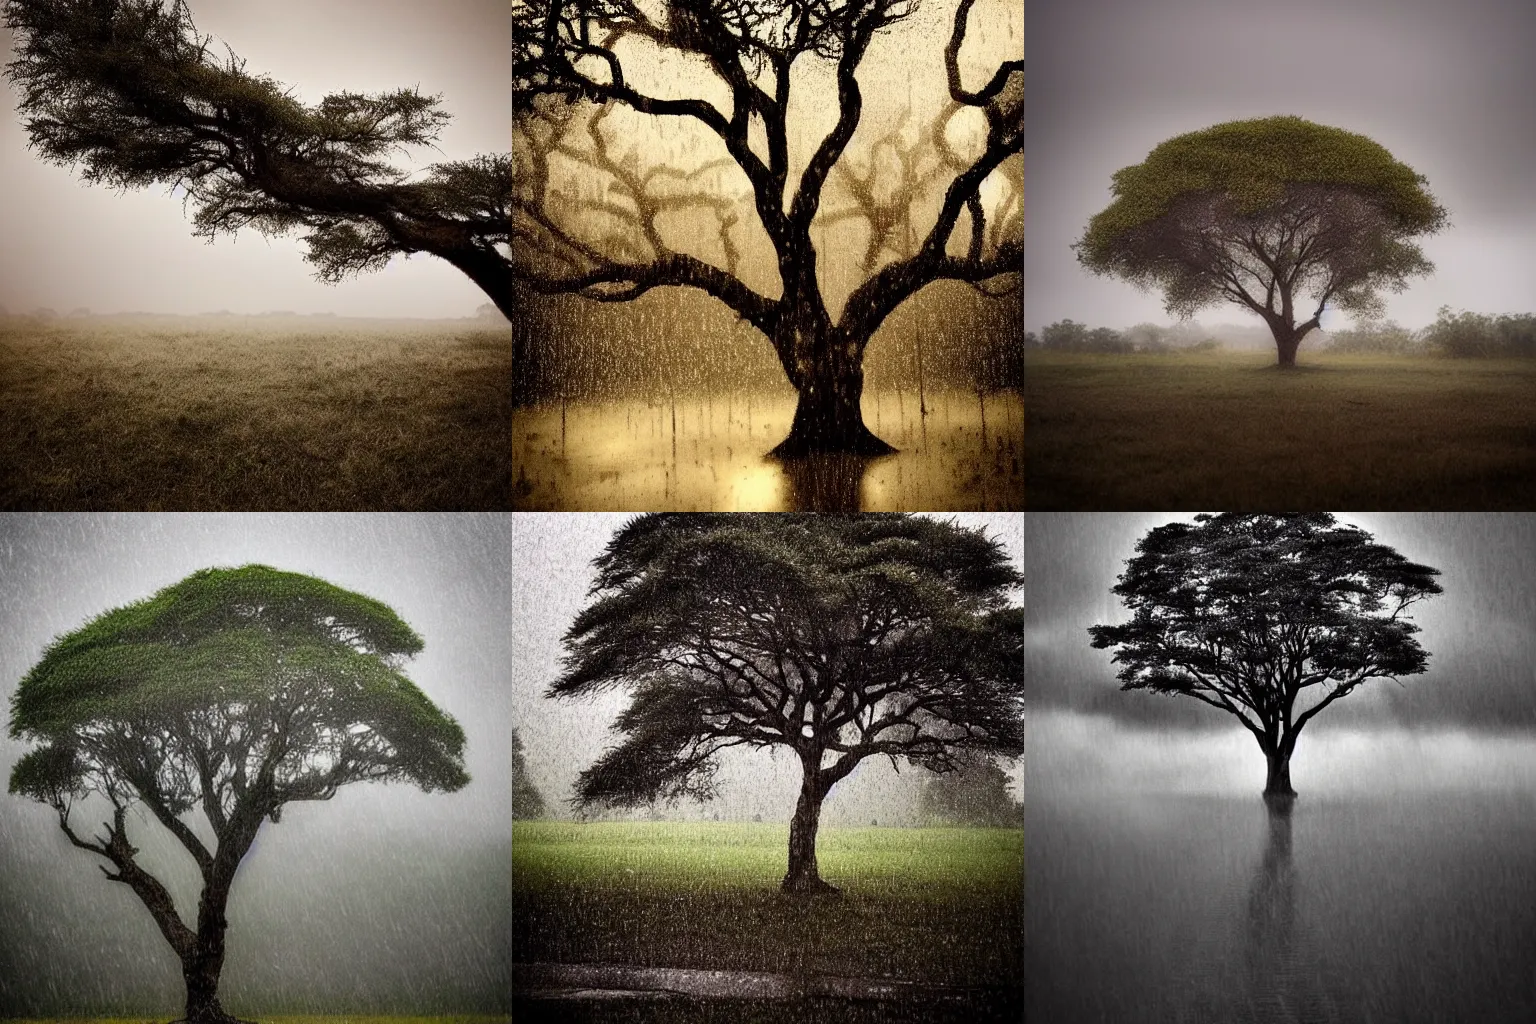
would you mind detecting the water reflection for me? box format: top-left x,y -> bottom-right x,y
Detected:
779,453 -> 885,510
1245,805 -> 1297,1006
511,391 -> 1022,510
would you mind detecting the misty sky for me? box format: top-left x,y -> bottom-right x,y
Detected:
1025,0 -> 1536,334
512,513 -> 1023,823
1026,513 -> 1536,798
0,514 -> 511,1014
0,1 -> 509,319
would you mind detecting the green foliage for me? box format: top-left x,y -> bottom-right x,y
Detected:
9,564 -> 468,806
1074,116 -> 1447,351
2,0 -> 511,312
1082,116 -> 1443,237
918,753 -> 1020,827
1423,306 -> 1536,358
1324,319 -> 1423,355
512,725 -> 547,820
554,515 -> 1024,810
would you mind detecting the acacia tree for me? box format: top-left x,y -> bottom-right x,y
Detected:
4,0 -> 513,318
1088,514 -> 1442,805
552,513 -> 1023,892
512,0 -> 1022,456
8,565 -> 468,1024
1075,116 -> 1448,367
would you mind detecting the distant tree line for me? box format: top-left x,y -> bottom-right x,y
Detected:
1024,319 -> 1221,354
1027,307 -> 1536,358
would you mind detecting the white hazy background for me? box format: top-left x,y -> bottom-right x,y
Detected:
0,0 -> 509,318
1025,0 -> 1536,334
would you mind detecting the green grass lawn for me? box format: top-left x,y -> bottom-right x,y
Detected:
512,821 -> 1022,989
1024,350 -> 1536,508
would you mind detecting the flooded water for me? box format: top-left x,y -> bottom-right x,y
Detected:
511,389 -> 1022,510
1027,792 -> 1536,1023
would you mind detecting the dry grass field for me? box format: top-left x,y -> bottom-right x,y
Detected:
1024,350 -> 1536,509
0,316 -> 511,509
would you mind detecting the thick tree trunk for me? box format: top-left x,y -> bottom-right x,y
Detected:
1263,748 -> 1296,807
782,766 -> 837,894
182,954 -> 233,1024
769,328 -> 895,458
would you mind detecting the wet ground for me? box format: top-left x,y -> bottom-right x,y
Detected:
1027,791 -> 1536,1023
511,390 -> 1021,510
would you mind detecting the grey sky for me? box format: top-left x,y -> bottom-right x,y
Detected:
0,513 -> 511,1014
513,514 -> 1023,822
1025,0 -> 1536,334
0,1 -> 509,319
1026,513 -> 1536,732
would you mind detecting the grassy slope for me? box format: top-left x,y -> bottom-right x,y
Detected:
512,821 -> 1023,988
0,320 -> 510,510
1024,350 -> 1536,509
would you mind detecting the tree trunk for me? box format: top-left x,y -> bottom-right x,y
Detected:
1263,748 -> 1296,807
177,848 -> 251,1023
769,329 -> 895,458
1275,331 -> 1302,368
782,766 -> 837,894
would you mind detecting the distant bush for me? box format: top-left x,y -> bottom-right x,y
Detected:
1036,319 -> 1217,354
1423,307 -> 1536,358
1324,320 -> 1423,355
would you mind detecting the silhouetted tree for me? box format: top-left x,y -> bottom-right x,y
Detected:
512,725 -> 548,819
513,0 -> 1021,456
8,566 -> 468,1024
1089,514 -> 1442,805
551,514 -> 1023,893
4,0 -> 513,318
918,750 -> 1018,826
1075,116 -> 1448,367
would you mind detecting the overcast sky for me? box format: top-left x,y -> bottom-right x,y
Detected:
1025,0 -> 1536,334
0,1 -> 508,319
0,514 -> 510,1014
513,513 -> 1023,823
1026,513 -> 1536,798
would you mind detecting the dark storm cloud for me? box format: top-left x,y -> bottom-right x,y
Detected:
1026,514 -> 1536,733
1025,0 -> 1536,332
0,1 -> 508,318
0,514 -> 511,1014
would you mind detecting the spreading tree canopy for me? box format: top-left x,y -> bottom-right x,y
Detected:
513,0 -> 1021,455
552,513 -> 1023,892
1075,117 -> 1447,367
1088,514 -> 1442,805
3,0 -> 513,318
8,565 -> 468,1024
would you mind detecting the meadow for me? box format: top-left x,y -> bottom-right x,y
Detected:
511,390 -> 1023,510
1024,350 -> 1536,508
0,316 -> 510,509
513,820 -> 1022,1020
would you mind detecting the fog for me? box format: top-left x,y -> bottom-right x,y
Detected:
512,514 -> 1023,825
1025,0 -> 1536,334
0,1 -> 509,319
0,513 -> 511,1015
